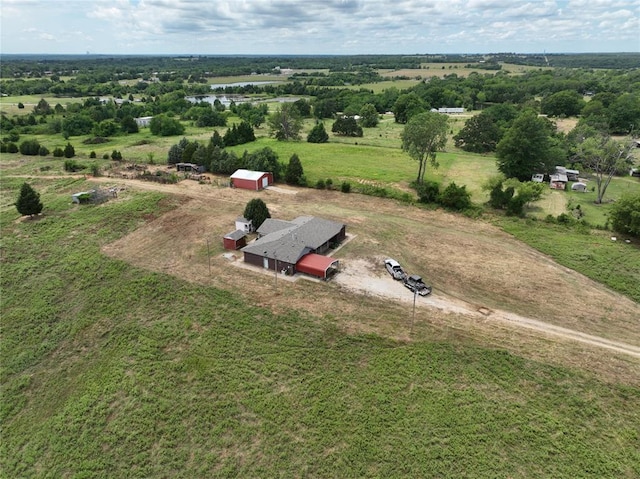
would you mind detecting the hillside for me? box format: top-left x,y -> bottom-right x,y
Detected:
2,170 -> 639,477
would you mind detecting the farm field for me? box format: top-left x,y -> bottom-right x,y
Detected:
2,164 -> 639,477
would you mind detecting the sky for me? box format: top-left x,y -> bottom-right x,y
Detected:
1,0 -> 639,55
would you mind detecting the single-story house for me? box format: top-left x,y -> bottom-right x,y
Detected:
134,116 -> 153,127
230,169 -> 273,191
550,173 -> 568,190
531,173 -> 545,183
571,182 -> 587,192
431,107 -> 465,114
223,230 -> 247,250
241,216 -> 346,279
235,216 -> 253,232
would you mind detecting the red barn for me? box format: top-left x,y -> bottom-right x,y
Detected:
230,169 -> 273,191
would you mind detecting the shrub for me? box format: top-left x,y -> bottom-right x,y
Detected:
15,182 -> 43,216
415,180 -> 440,203
315,179 -> 326,189
53,147 -> 64,157
102,153 -> 109,160
89,151 -> 97,158
340,181 -> 351,193
19,139 -> 41,156
38,145 -> 49,156
89,163 -> 101,177
63,142 -> 75,158
437,182 -> 472,211
325,178 -> 333,190
609,193 -> 640,237
63,160 -> 85,172
6,142 -> 19,153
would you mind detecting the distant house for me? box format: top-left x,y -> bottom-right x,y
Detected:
241,216 -> 346,279
431,107 -> 465,114
230,169 -> 273,191
556,166 -> 579,181
135,116 -> 153,127
223,230 -> 247,250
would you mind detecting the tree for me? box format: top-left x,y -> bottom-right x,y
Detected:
332,116 -> 363,137
243,198 -> 271,229
541,90 -> 586,117
307,122 -> 329,143
15,182 -> 43,217
268,103 -> 303,141
576,134 -> 634,204
401,111 -> 448,184
63,142 -> 75,158
359,103 -> 379,127
453,113 -> 501,153
393,92 -> 425,124
496,110 -> 564,181
285,153 -> 304,185
609,193 -> 640,237
33,98 -> 52,115
121,115 -> 139,134
150,114 -> 185,136
437,182 -> 471,211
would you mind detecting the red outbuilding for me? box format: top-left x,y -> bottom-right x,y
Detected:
230,169 -> 273,191
296,253 -> 340,280
223,230 -> 247,250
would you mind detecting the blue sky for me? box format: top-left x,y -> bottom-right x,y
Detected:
1,0 -> 638,55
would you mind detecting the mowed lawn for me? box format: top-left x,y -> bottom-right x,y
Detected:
1,176 -> 639,478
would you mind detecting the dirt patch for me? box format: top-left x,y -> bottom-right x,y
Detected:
95,175 -> 640,372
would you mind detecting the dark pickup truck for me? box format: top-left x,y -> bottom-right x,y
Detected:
403,274 -> 432,296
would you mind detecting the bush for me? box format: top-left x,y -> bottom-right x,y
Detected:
63,143 -> 75,158
6,142 -> 18,153
437,182 -> 472,211
53,147 -> 64,157
19,139 -> 41,156
38,145 -> 49,156
325,178 -> 333,190
609,193 -> 640,237
89,163 -> 101,177
340,181 -> 351,193
415,180 -> 440,203
63,160 -> 85,172
315,179 -> 326,189
89,151 -> 97,158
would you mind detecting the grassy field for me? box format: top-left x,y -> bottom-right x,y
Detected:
1,175 -> 639,477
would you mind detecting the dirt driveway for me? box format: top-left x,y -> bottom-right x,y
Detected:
92,175 -> 640,367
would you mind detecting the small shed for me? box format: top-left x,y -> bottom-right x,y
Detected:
230,169 -> 273,191
296,253 -> 339,280
571,182 -> 587,192
223,230 -> 247,250
235,216 -> 254,232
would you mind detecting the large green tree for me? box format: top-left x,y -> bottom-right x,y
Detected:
243,198 -> 271,230
268,103 -> 302,141
496,110 -> 565,181
541,90 -> 586,117
307,122 -> 329,143
359,103 -> 379,128
393,92 -> 426,124
15,182 -> 43,217
576,134 -> 634,204
401,111 -> 448,184
454,113 -> 501,153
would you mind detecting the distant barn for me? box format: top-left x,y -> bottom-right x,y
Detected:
230,169 -> 273,191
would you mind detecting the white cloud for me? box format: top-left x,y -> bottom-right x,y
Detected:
0,0 -> 638,54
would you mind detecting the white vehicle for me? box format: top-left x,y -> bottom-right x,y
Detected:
384,258 -> 407,281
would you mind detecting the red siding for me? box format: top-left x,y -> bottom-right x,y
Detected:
232,173 -> 273,191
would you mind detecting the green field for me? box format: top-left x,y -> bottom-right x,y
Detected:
2,176 -> 639,477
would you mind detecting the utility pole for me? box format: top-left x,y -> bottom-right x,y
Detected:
206,238 -> 211,276
411,287 -> 417,335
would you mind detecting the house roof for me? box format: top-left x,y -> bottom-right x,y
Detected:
243,216 -> 345,264
230,169 -> 268,181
